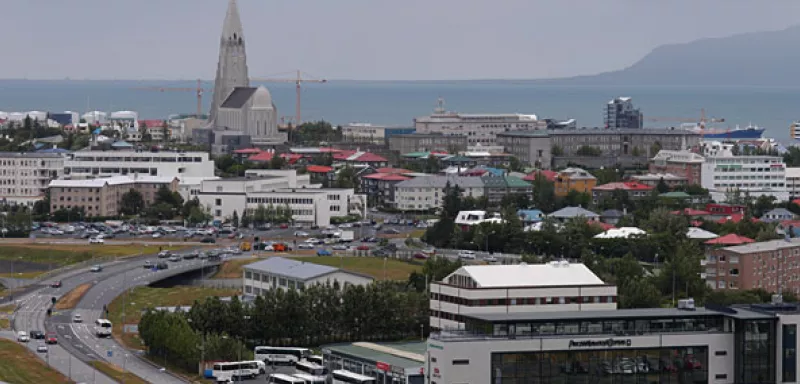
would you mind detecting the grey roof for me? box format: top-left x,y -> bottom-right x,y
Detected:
0,152 -> 64,158
549,206 -> 599,218
244,257 -> 340,280
324,342 -> 426,369
722,238 -> 800,254
763,208 -> 796,217
601,209 -> 624,218
221,87 -> 258,109
465,306 -> 773,323
395,175 -> 485,189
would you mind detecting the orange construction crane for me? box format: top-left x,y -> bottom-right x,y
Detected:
251,70 -> 327,126
132,79 -> 208,117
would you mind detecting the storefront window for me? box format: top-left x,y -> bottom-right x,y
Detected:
738,319 -> 776,384
783,324 -> 797,382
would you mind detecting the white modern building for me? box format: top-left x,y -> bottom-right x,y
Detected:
394,175 -> 484,211
63,150 -> 215,180
414,99 -> 543,145
242,257 -> 373,296
427,302 -> 799,384
194,170 -> 365,226
429,261 -> 617,331
0,152 -> 65,206
700,155 -> 788,202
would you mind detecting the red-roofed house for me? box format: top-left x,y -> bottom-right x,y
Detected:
704,234 -> 755,246
590,221 -> 616,231
305,165 -> 334,183
375,167 -> 412,175
332,150 -> 388,167
670,208 -> 711,218
523,170 -> 558,182
233,148 -> 263,162
306,165 -> 333,174
361,172 -> 413,208
248,152 -> 303,165
716,213 -> 760,224
591,182 -> 654,204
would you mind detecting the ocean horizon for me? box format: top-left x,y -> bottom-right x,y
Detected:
1,79 -> 798,142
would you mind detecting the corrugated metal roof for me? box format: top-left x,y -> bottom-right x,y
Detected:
323,341 -> 426,369
244,257 -> 340,280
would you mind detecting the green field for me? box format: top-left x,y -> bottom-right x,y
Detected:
288,256 -> 421,280
107,286 -> 240,349
0,338 -> 73,384
89,361 -> 148,384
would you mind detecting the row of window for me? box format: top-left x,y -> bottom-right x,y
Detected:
245,271 -> 306,290
71,156 -> 204,163
431,292 -> 617,306
246,197 -> 315,205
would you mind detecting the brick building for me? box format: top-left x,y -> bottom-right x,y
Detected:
705,238 -> 800,294
48,176 -> 179,217
649,150 -> 705,185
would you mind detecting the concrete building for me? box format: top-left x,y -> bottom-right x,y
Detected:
242,257 -> 373,296
359,172 -> 412,208
761,208 -> 797,222
554,167 -> 596,197
605,96 -> 643,129
787,168 -> 800,199
630,172 -> 687,188
705,238 -> 800,293
322,341 -> 425,384
48,176 -> 179,217
394,175 -> 484,212
700,155 -> 788,202
215,86 -> 282,144
388,133 -> 468,155
210,130 -> 252,155
495,130 -> 552,168
341,123 -> 415,144
413,99 -> 544,145
209,0 -> 249,124
0,152 -> 64,206
480,174 -> 532,205
592,181 -> 655,204
429,261 -> 617,331
427,303 -> 799,384
63,150 -> 215,179
650,150 -> 705,185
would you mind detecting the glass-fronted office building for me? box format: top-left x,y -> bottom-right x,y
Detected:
426,304 -> 800,384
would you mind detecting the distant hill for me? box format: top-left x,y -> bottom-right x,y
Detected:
538,25 -> 800,87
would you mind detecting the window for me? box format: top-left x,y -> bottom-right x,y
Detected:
452,359 -> 469,365
715,374 -> 727,380
245,271 -> 252,279
215,199 -> 222,206
715,351 -> 728,356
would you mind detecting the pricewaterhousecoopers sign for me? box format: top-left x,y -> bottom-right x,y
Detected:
568,338 -> 632,349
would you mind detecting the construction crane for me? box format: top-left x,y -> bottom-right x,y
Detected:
646,108 -> 724,128
251,70 -> 327,126
132,79 -> 208,117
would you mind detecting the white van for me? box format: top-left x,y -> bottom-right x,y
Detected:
95,318 -> 112,338
17,331 -> 29,342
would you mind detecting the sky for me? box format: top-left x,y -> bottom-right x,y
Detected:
3,0 -> 800,81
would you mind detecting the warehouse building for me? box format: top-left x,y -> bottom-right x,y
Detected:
242,257 -> 373,296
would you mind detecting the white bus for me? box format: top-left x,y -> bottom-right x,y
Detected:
332,370 -> 377,384
292,372 -> 326,384
212,361 -> 261,381
267,373 -> 306,384
95,319 -> 112,338
295,360 -> 327,376
306,355 -> 324,366
254,346 -> 310,365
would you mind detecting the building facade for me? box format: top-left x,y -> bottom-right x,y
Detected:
63,150 -> 215,179
242,257 -> 373,297
414,101 -> 544,145
341,123 -> 415,144
630,173 -> 688,188
700,156 -> 788,202
394,176 -> 484,212
592,181 -> 655,204
0,152 -> 64,206
429,262 -> 617,331
554,167 -> 597,197
481,174 -> 532,205
388,133 -> 468,155
787,167 -> 800,199
48,176 -> 179,217
650,150 -> 705,185
495,130 -> 552,168
705,238 -> 800,293
605,97 -> 643,129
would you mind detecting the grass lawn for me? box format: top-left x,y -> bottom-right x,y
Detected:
0,244 -> 189,267
107,286 -> 239,350
89,361 -> 148,384
0,338 -> 74,384
288,256 -> 421,280
212,257 -> 262,279
55,283 -> 91,310
0,319 -> 8,329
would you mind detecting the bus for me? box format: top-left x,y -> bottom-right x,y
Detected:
267,373 -> 306,384
306,355 -> 324,366
212,361 -> 261,381
95,319 -> 112,338
332,370 -> 377,384
254,346 -> 310,365
295,360 -> 327,376
292,372 -> 326,384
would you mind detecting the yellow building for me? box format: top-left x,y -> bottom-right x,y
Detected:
554,167 -> 597,197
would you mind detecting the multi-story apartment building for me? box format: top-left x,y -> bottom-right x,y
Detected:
705,238 -> 800,294
649,150 -> 705,185
591,181 -> 655,204
481,174 -> 532,205
554,167 -> 597,197
413,100 -> 545,145
787,167 -> 800,199
604,97 -> 643,129
700,155 -> 788,202
48,176 -> 179,217
387,133 -> 468,155
429,261 -> 617,331
63,150 -> 214,179
394,175 -> 484,211
359,172 -> 412,208
0,152 -> 64,206
495,130 -> 552,168
340,123 -> 415,144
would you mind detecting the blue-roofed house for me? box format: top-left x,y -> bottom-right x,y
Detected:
518,209 -> 544,224
242,257 -> 374,296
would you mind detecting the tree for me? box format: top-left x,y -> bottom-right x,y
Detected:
531,173 -> 556,212
551,145 -> 564,156
650,141 -> 662,156
508,156 -> 524,172
119,189 -> 145,216
269,154 -> 287,170
253,204 -> 267,225
334,167 -> 357,189
241,210 -> 251,228
188,205 -> 212,225
232,210 -> 239,228
441,182 -> 463,219
656,177 -> 670,194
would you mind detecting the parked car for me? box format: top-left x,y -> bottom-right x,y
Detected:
332,244 -> 348,251
157,250 -> 172,258
383,228 -> 401,235
458,250 -> 476,260
356,245 -> 371,251
317,249 -> 332,256
156,262 -> 169,270
298,242 -> 314,250
168,255 -> 181,262
294,231 -> 309,237
143,261 -> 153,269
483,255 -> 498,263
413,253 -> 429,260
182,252 -> 198,260
279,223 -> 289,229
201,237 -> 216,243
88,237 -> 104,244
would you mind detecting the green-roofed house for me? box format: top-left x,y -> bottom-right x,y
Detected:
481,174 -> 532,205
401,151 -> 431,160
322,341 -> 426,384
660,191 -> 691,199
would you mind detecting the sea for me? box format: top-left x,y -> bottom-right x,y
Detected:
1,80 -> 799,142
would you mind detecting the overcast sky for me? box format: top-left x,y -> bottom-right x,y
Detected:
3,0 -> 799,80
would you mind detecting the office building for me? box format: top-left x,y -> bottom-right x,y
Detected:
650,150 -> 705,186
700,155 -> 788,202
388,133 -> 468,155
63,150 -> 215,179
242,257 -> 373,296
429,261 -> 617,331
787,168 -> 800,199
427,302 -> 800,384
48,176 -> 179,217
705,238 -> 800,293
605,96 -> 643,129
341,123 -> 415,144
322,341 -> 425,384
0,152 -> 64,206
495,130 -> 552,169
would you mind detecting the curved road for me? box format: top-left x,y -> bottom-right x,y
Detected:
12,250 -> 220,383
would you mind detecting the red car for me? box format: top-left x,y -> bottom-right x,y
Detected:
413,253 -> 429,260
279,223 -> 289,229
45,333 -> 58,344
50,281 -> 62,288
356,245 -> 370,251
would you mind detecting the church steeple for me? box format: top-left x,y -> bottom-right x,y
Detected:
209,0 -> 250,124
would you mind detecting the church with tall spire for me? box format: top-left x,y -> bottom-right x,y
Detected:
208,0 -> 282,147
